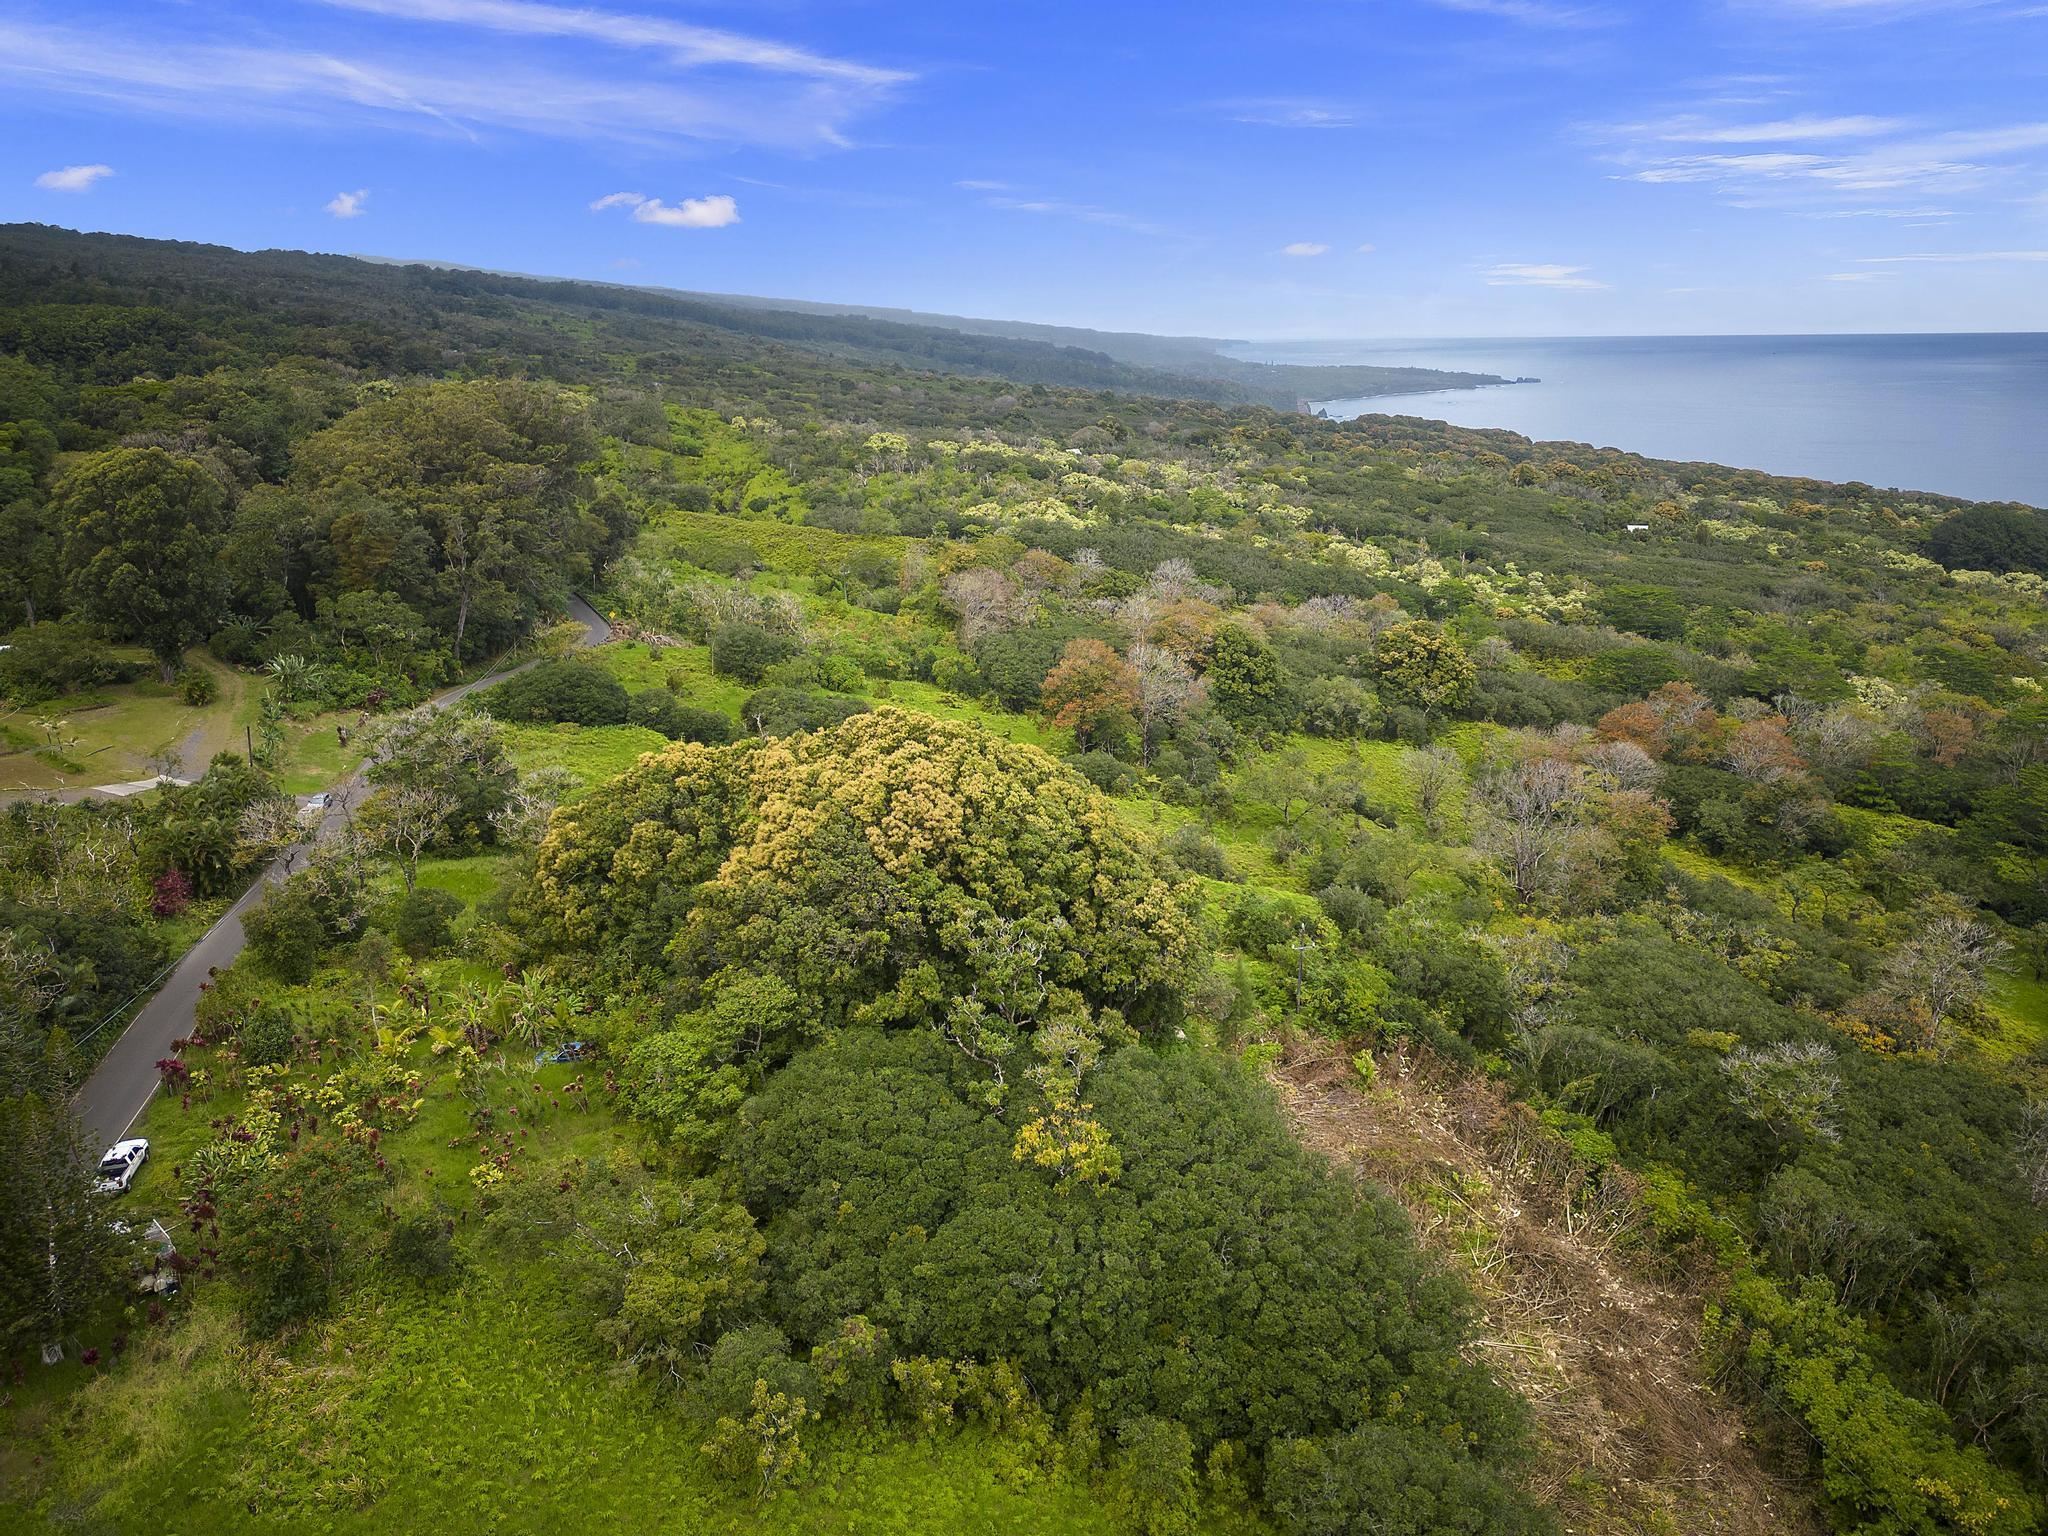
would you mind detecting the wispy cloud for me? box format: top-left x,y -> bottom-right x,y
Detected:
591,191 -> 740,227
1218,97 -> 1360,129
0,12 -> 903,151
325,187 -> 369,217
1858,249 -> 2048,261
977,192 -> 1168,237
1729,0 -> 2033,17
1428,0 -> 1614,26
1628,113 -> 1906,143
304,0 -> 909,88
33,163 -> 113,192
1483,261 -> 1607,288
1597,111 -> 2048,206
955,179 -> 1010,192
1824,270 -> 1885,280
1281,241 -> 1329,256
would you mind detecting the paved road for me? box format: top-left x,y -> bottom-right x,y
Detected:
71,596 -> 612,1151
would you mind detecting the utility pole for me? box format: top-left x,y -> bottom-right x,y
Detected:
1290,922 -> 1320,1006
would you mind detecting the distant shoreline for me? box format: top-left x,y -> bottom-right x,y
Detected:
1282,333 -> 2047,505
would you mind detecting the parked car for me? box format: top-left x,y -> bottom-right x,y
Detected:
299,791 -> 331,824
94,1138 -> 148,1195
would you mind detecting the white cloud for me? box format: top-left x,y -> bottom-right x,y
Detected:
1483,262 -> 1607,288
1633,113 -> 1905,143
1281,241 -> 1330,256
1429,0 -> 1612,24
591,191 -> 740,228
955,179 -> 1011,191
1824,270 -> 1884,280
1356,243 -> 1377,253
33,162 -> 113,192
325,188 -> 369,217
306,0 -> 908,88
1600,113 -> 2048,207
980,194 -> 1167,237
1858,249 -> 2048,262
0,15 -> 901,152
1220,97 -> 1360,129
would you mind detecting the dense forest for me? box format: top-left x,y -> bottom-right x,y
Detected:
1,223 -> 2045,1536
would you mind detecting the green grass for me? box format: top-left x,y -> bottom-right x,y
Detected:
0,660 -> 236,791
500,722 -> 672,794
11,1276 -> 1134,1536
867,680 -> 1063,749
1661,841 -> 1769,894
652,508 -> 913,580
1975,969 -> 2048,1064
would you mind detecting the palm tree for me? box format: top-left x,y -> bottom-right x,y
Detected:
263,653 -> 324,706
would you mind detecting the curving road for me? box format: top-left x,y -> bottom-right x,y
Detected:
71,596 -> 611,1151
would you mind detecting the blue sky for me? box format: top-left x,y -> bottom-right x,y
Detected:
2,0 -> 2046,338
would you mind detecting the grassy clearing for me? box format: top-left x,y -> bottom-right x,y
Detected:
500,722 -> 671,795
0,662 -> 233,792
653,508 -> 912,580
1977,969 -> 2048,1064
1660,841 -> 1768,894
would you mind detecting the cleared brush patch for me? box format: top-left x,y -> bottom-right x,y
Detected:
1272,1044 -> 1817,1536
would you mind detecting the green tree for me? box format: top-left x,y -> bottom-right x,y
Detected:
0,1092 -> 135,1359
54,446 -> 231,679
1040,637 -> 1140,752
0,498 -> 63,629
1206,624 -> 1286,728
294,381 -> 599,662
1372,621 -> 1476,715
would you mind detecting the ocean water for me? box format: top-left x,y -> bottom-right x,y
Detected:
1230,334 -> 2048,508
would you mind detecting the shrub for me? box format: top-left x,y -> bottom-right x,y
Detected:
1226,888 -> 1320,959
1316,884 -> 1383,938
480,660 -> 629,726
737,687 -> 869,738
0,621 -> 135,702
1162,823 -> 1235,881
625,687 -> 691,739
1069,750 -> 1137,794
672,705 -> 738,745
710,622 -> 799,684
816,654 -> 864,692
1264,1424 -> 1544,1536
383,1215 -> 461,1286
1109,1417 -> 1199,1536
392,886 -> 462,957
241,880 -> 329,984
150,868 -> 193,918
177,668 -> 219,706
237,1006 -> 298,1068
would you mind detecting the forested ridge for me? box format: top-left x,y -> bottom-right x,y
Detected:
1,223 -> 2045,1536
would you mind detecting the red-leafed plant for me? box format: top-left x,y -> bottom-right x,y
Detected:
150,869 -> 193,918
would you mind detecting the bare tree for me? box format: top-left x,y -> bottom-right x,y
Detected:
2018,1104 -> 2048,1209
492,766 -> 580,847
1581,738 -> 1659,793
1130,640 -> 1202,761
1723,1040 -> 1841,1144
369,785 -> 457,894
1407,745 -> 1464,836
940,567 -> 1035,646
1474,747 -> 1584,906
1863,908 -> 2011,1053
